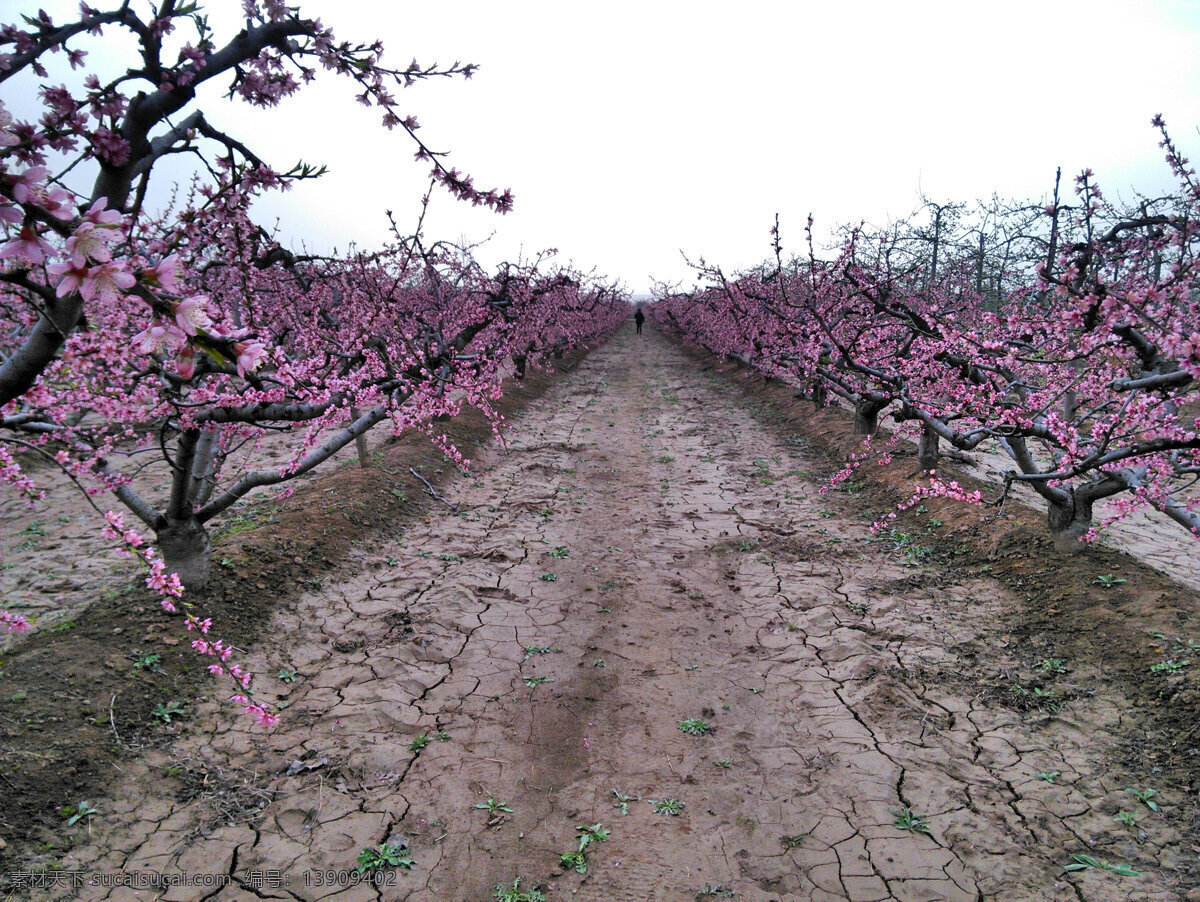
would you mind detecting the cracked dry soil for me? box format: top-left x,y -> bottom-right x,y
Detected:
36,328 -> 1198,901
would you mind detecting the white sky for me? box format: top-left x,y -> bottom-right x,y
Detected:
11,1 -> 1200,295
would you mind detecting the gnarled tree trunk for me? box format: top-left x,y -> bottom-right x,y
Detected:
917,424 -> 940,473
156,518 -> 212,589
1046,492 -> 1095,553
853,398 -> 888,435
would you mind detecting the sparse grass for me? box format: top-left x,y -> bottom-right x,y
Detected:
650,797 -> 684,816
1063,854 -> 1139,877
493,878 -> 544,902
678,717 -> 713,736
151,701 -> 184,723
889,807 -> 930,834
612,789 -> 640,815
355,842 -> 414,874
475,797 -> 514,815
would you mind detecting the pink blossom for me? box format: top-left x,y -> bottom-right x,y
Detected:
8,167 -> 50,203
174,346 -> 196,380
142,253 -> 181,293
1,611 -> 30,633
0,225 -> 55,265
46,259 -> 89,297
65,220 -> 117,265
173,295 -> 211,336
82,198 -> 124,227
132,321 -> 187,356
235,340 -> 268,377
79,260 -> 135,302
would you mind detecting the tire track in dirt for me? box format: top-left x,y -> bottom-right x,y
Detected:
43,329 -> 1188,901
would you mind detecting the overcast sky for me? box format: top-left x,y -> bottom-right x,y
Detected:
15,1 -> 1200,295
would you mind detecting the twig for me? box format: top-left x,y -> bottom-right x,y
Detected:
408,467 -> 458,511
109,693 -> 123,748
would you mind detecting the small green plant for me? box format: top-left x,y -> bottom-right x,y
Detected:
714,759 -> 732,769
1036,658 -> 1068,674
560,850 -> 588,874
651,798 -> 684,816
63,800 -> 98,826
493,879 -> 544,902
523,645 -> 551,659
475,797 -> 514,815
679,717 -> 713,735
438,553 -> 460,562
408,734 -> 430,751
434,730 -> 450,741
277,668 -> 298,683
592,658 -> 606,667
695,884 -> 734,898
560,822 -> 610,873
549,546 -> 570,558
1063,853 -> 1139,876
736,539 -> 758,551
889,807 -> 930,834
1127,787 -> 1159,811
152,701 -> 184,723
780,832 -> 809,848
1114,810 -> 1138,827
1094,573 -> 1127,588
539,572 -> 558,582
596,605 -> 610,613
132,653 -> 162,671
524,675 -> 554,688
1033,771 -> 1060,783
612,788 -> 640,815
576,822 -> 610,849
845,600 -> 867,614
355,842 -> 414,874
1150,658 -> 1188,673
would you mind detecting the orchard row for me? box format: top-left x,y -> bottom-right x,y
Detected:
651,130 -> 1200,554
0,2 -> 627,723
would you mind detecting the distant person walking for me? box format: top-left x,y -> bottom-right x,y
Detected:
634,307 -> 645,335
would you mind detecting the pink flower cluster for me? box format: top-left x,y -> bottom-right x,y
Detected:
1,610 -> 30,634
99,511 -> 278,728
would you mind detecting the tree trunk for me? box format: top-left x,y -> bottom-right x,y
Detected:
810,380 -> 827,410
1046,493 -> 1094,553
351,407 -> 370,468
853,399 -> 887,435
156,518 -> 212,589
917,424 -> 939,472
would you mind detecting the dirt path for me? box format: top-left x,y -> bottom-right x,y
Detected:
42,329 -> 1190,901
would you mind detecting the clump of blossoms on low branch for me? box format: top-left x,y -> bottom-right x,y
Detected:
99,509 -> 277,726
